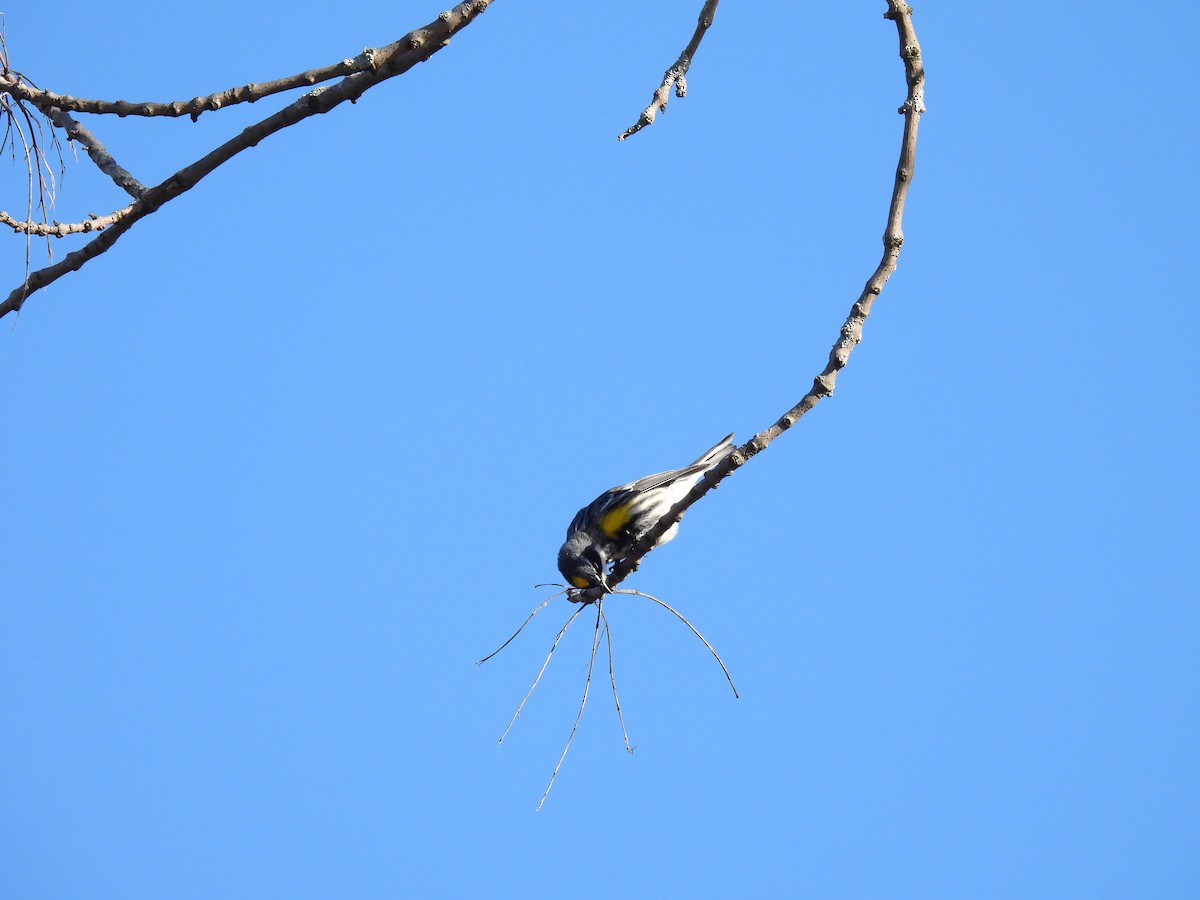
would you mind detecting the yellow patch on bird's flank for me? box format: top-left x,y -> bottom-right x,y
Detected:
569,575 -> 591,589
598,503 -> 632,538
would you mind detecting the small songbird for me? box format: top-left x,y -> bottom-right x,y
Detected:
557,434 -> 735,591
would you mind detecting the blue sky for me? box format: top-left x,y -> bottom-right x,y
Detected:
3,2 -> 1197,897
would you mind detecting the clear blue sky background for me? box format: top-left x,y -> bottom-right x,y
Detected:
3,2 -> 1197,897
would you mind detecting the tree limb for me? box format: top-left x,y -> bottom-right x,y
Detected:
589,0 -> 926,597
0,47 -> 391,122
43,107 -> 145,198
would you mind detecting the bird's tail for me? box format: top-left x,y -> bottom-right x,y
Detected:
691,433 -> 735,471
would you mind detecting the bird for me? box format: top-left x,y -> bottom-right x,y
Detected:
557,434 -> 735,591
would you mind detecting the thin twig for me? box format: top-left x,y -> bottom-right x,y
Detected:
0,66 -> 62,293
0,205 -> 133,237
600,609 -> 634,753
2,59 -> 62,232
616,589 -> 738,698
618,0 -> 720,140
476,589 -> 567,666
498,603 -> 584,746
536,599 -> 604,811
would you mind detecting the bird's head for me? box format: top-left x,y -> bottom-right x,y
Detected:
557,532 -> 609,591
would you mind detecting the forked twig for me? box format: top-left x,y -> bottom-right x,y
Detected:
481,591 -> 634,808
536,598 -> 605,811
614,588 -> 738,698
483,586 -> 733,808
618,0 -> 721,141
497,603 -> 584,746
600,609 -> 634,754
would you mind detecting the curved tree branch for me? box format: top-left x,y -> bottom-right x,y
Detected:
590,0 -> 926,599
0,206 -> 132,237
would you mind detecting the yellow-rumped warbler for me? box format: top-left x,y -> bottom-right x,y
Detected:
557,434 -> 735,591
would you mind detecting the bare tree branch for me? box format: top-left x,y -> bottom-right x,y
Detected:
0,206 -> 132,237
43,107 -> 145,198
589,0 -> 926,597
0,48 -> 390,122
618,0 -> 720,141
0,0 -> 496,319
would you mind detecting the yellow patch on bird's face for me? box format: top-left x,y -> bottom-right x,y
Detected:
598,502 -> 632,539
569,575 -> 592,589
